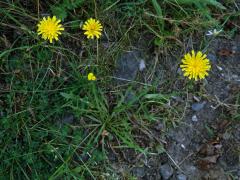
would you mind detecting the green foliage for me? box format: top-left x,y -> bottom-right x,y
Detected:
151,0 -> 164,30
51,0 -> 85,20
118,0 -> 145,18
146,0 -> 223,46
60,86 -> 144,152
167,0 -> 226,10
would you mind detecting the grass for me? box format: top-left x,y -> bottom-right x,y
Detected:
0,0 -> 239,179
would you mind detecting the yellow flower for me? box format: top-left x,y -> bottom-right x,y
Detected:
180,50 -> 211,81
88,73 -> 96,81
37,16 -> 64,43
82,18 -> 103,39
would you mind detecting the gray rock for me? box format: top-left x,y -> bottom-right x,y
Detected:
131,167 -> 145,177
207,53 -> 217,62
177,68 -> 183,75
183,165 -> 198,175
191,101 -> 206,111
159,164 -> 173,179
154,121 -> 165,131
115,51 -> 142,83
177,174 -> 187,180
223,132 -> 231,140
171,96 -> 184,103
168,130 -> 186,143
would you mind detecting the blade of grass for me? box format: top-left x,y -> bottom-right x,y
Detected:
151,0 -> 164,30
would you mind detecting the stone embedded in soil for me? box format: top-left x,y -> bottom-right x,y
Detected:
207,53 -> 217,62
176,174 -> 187,180
154,121 -> 165,131
216,65 -> 223,71
191,101 -> 206,111
139,59 -> 146,71
222,132 -> 231,140
115,51 -> 143,83
159,164 -> 174,179
192,115 -> 198,122
168,129 -> 187,143
177,68 -> 183,75
131,167 -> 145,178
171,96 -> 184,103
184,165 -> 201,178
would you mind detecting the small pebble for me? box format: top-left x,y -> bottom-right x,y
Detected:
191,101 -> 206,111
159,164 -> 173,179
203,79 -> 208,85
139,59 -> 146,71
131,167 -> 145,178
177,68 -> 183,75
192,115 -> 198,122
181,144 -> 186,149
184,165 -> 197,175
177,174 -> 187,180
154,121 -> 165,131
207,53 -> 217,62
171,96 -> 184,102
232,75 -> 239,79
193,96 -> 200,102
223,132 -> 231,140
216,65 -> 223,71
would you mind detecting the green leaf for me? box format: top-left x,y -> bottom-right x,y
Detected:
50,0 -> 85,20
51,6 -> 67,20
154,37 -> 164,46
151,0 -> 163,17
151,0 -> 164,30
60,92 -> 74,100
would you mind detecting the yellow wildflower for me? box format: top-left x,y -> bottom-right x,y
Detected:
180,50 -> 211,81
88,73 -> 96,81
37,16 -> 64,43
82,18 -> 103,39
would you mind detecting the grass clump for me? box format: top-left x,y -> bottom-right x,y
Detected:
51,0 -> 85,20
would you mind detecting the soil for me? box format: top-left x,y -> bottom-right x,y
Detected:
109,35 -> 240,179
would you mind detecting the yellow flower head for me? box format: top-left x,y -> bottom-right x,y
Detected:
37,16 -> 64,43
180,50 -> 211,81
88,73 -> 96,81
82,18 -> 103,39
